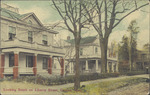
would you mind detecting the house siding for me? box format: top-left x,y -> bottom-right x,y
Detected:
64,36 -> 118,74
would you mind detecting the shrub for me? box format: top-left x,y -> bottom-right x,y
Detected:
126,70 -> 145,76
3,70 -> 145,86
98,72 -> 120,79
79,72 -> 120,82
119,70 -> 146,76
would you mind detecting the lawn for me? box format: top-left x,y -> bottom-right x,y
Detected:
62,77 -> 146,95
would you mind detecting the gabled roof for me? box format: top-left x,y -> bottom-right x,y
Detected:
21,12 -> 43,26
19,13 -> 33,19
0,7 -> 43,26
65,35 -> 97,45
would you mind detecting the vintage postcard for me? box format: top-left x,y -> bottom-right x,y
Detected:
0,0 -> 149,95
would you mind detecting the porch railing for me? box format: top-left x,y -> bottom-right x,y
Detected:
1,38 -> 65,54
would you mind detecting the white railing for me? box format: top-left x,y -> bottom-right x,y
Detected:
3,67 -> 34,74
1,38 -> 65,54
19,67 -> 33,74
3,67 -> 13,74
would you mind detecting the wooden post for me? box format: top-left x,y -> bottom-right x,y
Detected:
48,56 -> 52,74
33,54 -> 37,76
0,54 -> 5,78
60,57 -> 64,76
13,53 -> 18,79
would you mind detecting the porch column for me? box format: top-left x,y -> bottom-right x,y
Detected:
0,53 -> 5,78
112,63 -> 114,72
96,60 -> 98,71
107,61 -> 109,73
60,57 -> 64,76
69,63 -> 71,73
13,52 -> 19,79
33,54 -> 37,75
48,56 -> 52,74
72,62 -> 74,73
85,60 -> 88,71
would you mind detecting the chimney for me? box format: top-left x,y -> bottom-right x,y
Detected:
67,36 -> 70,40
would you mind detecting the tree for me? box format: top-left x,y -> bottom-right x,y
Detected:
127,20 -> 139,71
143,43 -> 150,50
52,0 -> 89,90
118,35 -> 130,72
118,35 -> 129,61
82,0 -> 148,73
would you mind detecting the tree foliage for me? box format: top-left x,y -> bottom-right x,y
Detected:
118,35 -> 129,61
128,20 -> 139,70
143,43 -> 150,50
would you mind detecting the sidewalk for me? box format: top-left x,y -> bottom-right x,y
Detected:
108,82 -> 148,95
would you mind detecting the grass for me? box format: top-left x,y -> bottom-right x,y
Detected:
62,77 -> 146,95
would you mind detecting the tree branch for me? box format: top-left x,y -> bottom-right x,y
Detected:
113,3 -> 149,29
52,0 -> 74,34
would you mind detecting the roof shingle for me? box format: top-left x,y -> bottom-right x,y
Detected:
0,7 -> 32,21
66,36 -> 97,45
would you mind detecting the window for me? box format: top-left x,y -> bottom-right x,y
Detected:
9,54 -> 14,67
9,26 -> 16,40
95,47 -> 98,54
114,64 -> 116,72
28,31 -> 33,42
28,20 -> 32,24
108,62 -> 112,72
43,57 -> 48,69
80,48 -> 83,56
42,35 -> 47,45
26,56 -> 33,67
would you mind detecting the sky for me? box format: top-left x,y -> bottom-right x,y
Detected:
1,0 -> 150,49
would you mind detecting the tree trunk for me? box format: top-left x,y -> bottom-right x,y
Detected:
100,38 -> 108,73
129,42 -> 133,71
74,37 -> 80,90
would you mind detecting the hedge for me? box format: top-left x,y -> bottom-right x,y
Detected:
1,70 -> 147,86
6,72 -> 119,86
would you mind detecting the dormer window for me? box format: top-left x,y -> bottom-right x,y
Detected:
9,26 -> 16,40
43,35 -> 47,45
28,31 -> 33,42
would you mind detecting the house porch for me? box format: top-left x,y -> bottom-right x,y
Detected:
0,48 -> 64,79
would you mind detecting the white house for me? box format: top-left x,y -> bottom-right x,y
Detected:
64,36 -> 118,74
0,3 -> 65,79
